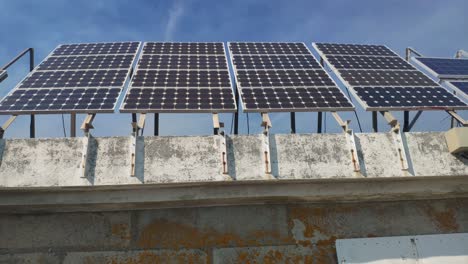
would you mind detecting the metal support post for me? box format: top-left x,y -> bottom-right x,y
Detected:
130,113 -> 146,177
290,112 -> 296,134
447,111 -> 468,127
372,111 -> 378,132
317,112 -> 322,133
154,113 -> 159,136
0,115 -> 18,139
261,113 -> 272,175
80,114 -> 96,178
331,112 -> 362,176
403,111 -> 409,132
234,85 -> 239,135
70,113 -> 76,137
380,111 -> 410,173
212,113 -> 228,174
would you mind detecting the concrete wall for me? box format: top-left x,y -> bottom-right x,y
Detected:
1,198 -> 467,263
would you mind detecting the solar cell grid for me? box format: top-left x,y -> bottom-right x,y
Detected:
447,81 -> 468,97
229,42 -> 310,55
414,57 -> 468,78
236,69 -> 335,87
314,42 -> 468,111
37,55 -> 134,70
0,41 -> 141,114
143,42 -> 225,55
122,42 -> 236,113
232,54 -> 321,70
314,43 -> 397,57
327,55 -> 413,70
138,54 -> 227,70
53,42 -> 139,56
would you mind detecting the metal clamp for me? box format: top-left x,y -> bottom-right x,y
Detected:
261,113 -> 272,175
331,112 -> 362,176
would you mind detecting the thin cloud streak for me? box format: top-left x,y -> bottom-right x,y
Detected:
164,1 -> 185,41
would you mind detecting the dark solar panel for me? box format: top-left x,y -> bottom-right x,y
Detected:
0,41 -> 140,114
232,54 -> 321,70
414,57 -> 468,79
143,42 -> 225,55
53,42 -> 139,56
327,55 -> 413,70
121,42 -> 236,113
314,42 -> 468,111
37,55 -> 134,70
314,43 -> 397,57
448,81 -> 468,97
138,54 -> 227,70
229,42 -> 310,55
229,42 -> 354,112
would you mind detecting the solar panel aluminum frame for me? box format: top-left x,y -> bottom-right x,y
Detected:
0,70 -> 7,83
227,42 -> 355,113
120,42 -> 237,113
312,42 -> 468,112
445,81 -> 468,100
0,41 -> 142,115
411,57 -> 468,80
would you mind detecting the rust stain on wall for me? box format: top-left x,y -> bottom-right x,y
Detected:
81,251 -> 207,264
424,207 -> 459,232
137,219 -> 292,249
111,223 -> 131,241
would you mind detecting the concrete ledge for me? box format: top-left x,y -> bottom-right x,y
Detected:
1,176 -> 468,213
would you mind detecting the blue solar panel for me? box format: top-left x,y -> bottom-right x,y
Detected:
0,42 -> 140,114
414,57 -> 468,79
447,81 -> 468,98
314,42 -> 468,111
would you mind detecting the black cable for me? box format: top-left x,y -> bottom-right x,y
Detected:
61,114 -> 67,137
246,113 -> 250,134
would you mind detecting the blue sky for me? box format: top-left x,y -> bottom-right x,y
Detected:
0,0 -> 467,138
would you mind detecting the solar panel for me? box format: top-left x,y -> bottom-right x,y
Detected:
228,42 -> 354,112
0,70 -> 7,83
121,42 -> 236,113
0,42 -> 140,114
313,43 -> 468,111
413,57 -> 468,79
446,81 -> 468,99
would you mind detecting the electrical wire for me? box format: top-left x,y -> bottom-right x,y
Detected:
61,114 -> 67,137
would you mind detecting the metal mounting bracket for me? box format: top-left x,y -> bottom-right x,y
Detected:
380,111 -> 410,173
261,113 -> 272,175
212,113 -> 228,174
0,115 -> 17,139
80,114 -> 96,178
331,112 -> 362,176
447,110 -> 468,127
130,113 -> 146,177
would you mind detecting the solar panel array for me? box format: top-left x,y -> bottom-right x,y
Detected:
314,43 -> 468,111
121,42 -> 236,113
228,42 -> 354,112
447,81 -> 468,99
413,57 -> 468,79
0,42 -> 140,114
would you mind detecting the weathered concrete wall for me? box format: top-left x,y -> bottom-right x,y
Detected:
0,132 -> 466,188
1,198 -> 467,263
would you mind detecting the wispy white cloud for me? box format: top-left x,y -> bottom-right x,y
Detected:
164,0 -> 185,41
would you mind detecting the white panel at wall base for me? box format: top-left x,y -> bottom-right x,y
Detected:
336,233 -> 468,264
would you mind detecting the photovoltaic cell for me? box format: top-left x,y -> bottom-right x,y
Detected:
0,42 -> 140,114
229,42 -> 354,112
121,42 -> 236,113
314,42 -> 468,111
413,57 -> 468,79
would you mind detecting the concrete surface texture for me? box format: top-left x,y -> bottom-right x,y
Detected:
1,198 -> 467,263
0,132 -> 466,188
0,132 -> 467,263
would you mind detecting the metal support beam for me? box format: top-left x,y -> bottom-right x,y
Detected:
261,113 -> 272,175
212,113 -> 224,135
130,113 -> 146,177
372,111 -> 378,132
70,113 -> 76,137
29,115 -> 35,138
447,111 -> 468,127
80,114 -> 96,178
154,113 -> 159,136
290,112 -> 296,134
0,115 -> 18,139
331,112 -> 362,176
407,111 -> 423,131
379,111 -> 410,173
234,85 -> 239,135
403,111 -> 409,132
317,112 -> 322,133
